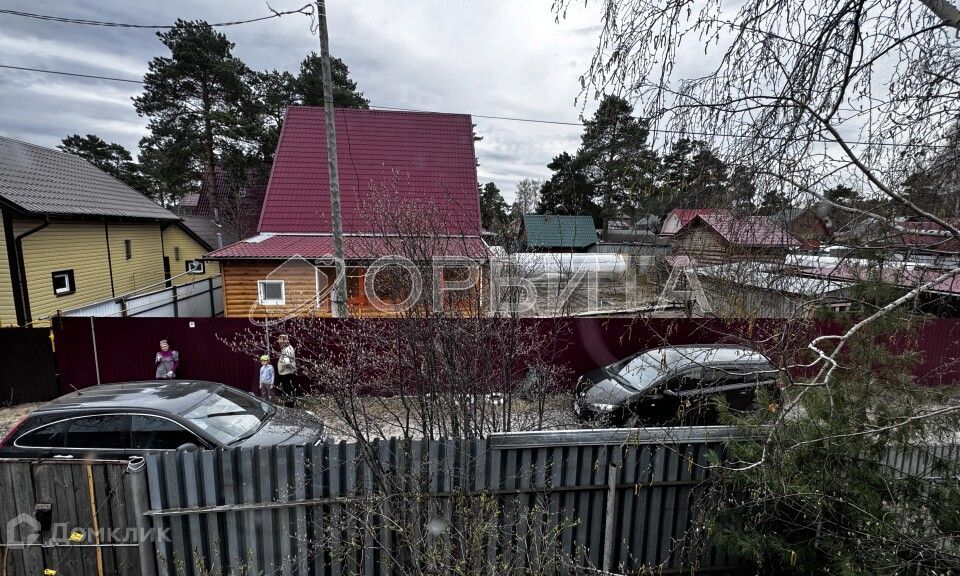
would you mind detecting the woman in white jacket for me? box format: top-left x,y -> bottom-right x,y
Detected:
276,334 -> 297,405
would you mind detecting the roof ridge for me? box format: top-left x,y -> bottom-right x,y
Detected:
286,105 -> 472,119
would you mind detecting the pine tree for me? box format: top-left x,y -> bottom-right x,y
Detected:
58,134 -> 149,196
479,182 -> 509,231
295,52 -> 370,109
133,20 -> 255,207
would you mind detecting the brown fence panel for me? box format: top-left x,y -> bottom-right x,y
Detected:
0,328 -> 58,404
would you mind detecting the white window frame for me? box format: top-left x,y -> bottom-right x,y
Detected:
258,280 -> 286,306
52,270 -> 74,296
186,260 -> 205,274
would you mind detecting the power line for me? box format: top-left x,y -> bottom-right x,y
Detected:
0,63 -> 144,84
364,104 -> 584,126
0,5 -> 314,29
0,62 -> 952,149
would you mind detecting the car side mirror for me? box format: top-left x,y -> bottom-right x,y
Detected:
176,443 -> 199,452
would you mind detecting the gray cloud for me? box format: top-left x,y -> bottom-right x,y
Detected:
0,0 -> 609,202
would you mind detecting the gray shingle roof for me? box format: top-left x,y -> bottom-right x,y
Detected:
522,214 -> 598,249
178,215 -> 240,251
0,136 -> 177,221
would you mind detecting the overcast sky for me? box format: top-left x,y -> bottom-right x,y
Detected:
0,0 -> 611,202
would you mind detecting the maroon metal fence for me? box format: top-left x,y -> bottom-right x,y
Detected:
49,316 -> 960,396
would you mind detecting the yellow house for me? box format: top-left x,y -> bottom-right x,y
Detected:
0,136 -> 217,326
161,216 -> 222,286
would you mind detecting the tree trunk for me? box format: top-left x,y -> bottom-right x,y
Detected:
200,74 -> 219,223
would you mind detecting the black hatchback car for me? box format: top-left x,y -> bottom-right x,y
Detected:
0,381 -> 327,459
573,345 -> 782,426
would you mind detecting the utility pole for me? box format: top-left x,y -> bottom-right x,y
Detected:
317,0 -> 348,317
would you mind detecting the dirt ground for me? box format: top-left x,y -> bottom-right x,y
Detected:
301,392 -> 582,442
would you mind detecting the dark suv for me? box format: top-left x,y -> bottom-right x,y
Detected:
0,381 -> 327,459
573,345 -> 782,426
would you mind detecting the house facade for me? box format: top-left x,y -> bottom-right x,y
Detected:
670,214 -> 801,265
773,206 -> 831,246
0,136 -> 216,325
206,107 -> 489,318
161,219 -> 221,286
659,208 -> 730,237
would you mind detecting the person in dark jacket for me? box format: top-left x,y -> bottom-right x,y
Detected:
155,339 -> 180,379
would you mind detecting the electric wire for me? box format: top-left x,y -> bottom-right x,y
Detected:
0,63 -> 952,149
0,5 -> 314,29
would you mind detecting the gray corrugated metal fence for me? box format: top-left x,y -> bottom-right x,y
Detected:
2,435 -> 957,575
142,428 -> 743,576
61,276 -> 223,318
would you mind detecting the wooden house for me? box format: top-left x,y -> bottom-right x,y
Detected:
206,107 -> 489,318
670,213 -> 801,265
0,136 -> 216,325
773,206 -> 831,246
660,208 -> 730,237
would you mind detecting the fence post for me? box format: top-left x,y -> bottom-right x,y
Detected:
602,449 -> 623,573
127,460 -> 158,576
119,298 -> 128,317
172,285 -> 179,319
208,277 -> 216,317
90,316 -> 101,385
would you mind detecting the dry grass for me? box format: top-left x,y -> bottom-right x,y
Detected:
0,403 -> 42,439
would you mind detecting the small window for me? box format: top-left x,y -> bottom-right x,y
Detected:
258,280 -> 285,305
52,270 -> 75,296
174,246 -> 181,261
131,415 -> 202,450
185,260 -> 205,274
124,239 -> 132,260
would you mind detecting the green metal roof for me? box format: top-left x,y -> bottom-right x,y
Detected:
521,214 -> 597,249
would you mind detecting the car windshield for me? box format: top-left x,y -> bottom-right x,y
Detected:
182,387 -> 271,445
613,350 -> 672,391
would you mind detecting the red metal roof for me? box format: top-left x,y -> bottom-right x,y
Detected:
669,208 -> 730,228
895,220 -> 960,252
206,234 -> 490,260
258,107 -> 481,235
686,214 -> 801,247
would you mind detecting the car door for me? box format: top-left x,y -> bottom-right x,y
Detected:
130,414 -> 210,453
61,414 -> 131,457
673,367 -> 714,422
697,365 -> 768,413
